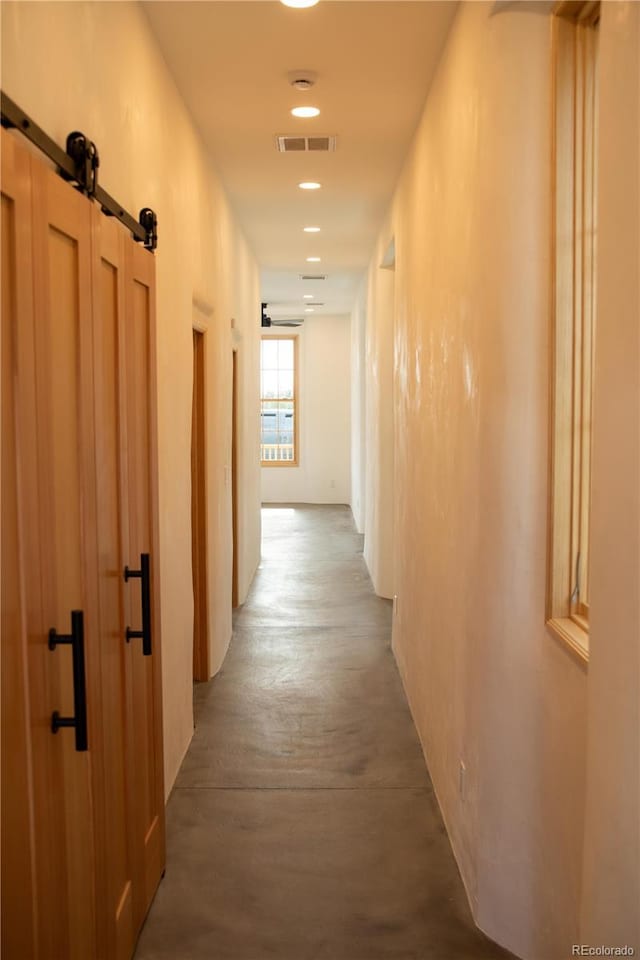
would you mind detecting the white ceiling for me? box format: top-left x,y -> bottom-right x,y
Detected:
143,1 -> 458,321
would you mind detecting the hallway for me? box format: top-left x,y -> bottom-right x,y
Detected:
135,505 -> 511,960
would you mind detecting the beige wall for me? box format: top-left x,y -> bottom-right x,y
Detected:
362,230 -> 395,598
261,317 -> 351,505
1,0 -> 262,795
354,2 -> 639,957
350,279 -> 367,533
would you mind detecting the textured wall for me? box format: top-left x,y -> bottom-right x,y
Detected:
350,282 -> 367,533
363,226 -> 396,598
261,317 -> 351,506
1,0 -> 262,795
352,1 -> 640,956
390,10 -> 588,952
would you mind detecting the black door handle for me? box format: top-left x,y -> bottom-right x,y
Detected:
124,553 -> 152,656
48,610 -> 88,752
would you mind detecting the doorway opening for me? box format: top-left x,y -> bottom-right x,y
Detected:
192,328 -> 209,681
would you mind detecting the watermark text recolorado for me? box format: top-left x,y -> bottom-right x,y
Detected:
572,948 -> 635,957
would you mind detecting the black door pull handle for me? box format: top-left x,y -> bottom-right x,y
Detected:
48,610 -> 88,752
124,553 -> 152,656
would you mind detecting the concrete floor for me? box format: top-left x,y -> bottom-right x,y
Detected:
135,504 -> 513,960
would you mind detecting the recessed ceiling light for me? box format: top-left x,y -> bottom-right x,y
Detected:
281,0 -> 319,7
303,294 -> 314,299
306,257 -> 321,262
304,226 -> 321,233
298,181 -> 321,190
305,308 -> 315,313
291,106 -> 320,119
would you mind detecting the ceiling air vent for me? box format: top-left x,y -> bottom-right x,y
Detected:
277,136 -> 305,152
308,137 -> 333,151
276,135 -> 337,153
271,318 -> 304,327
299,274 -> 326,281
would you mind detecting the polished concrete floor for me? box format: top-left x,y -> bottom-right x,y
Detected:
135,505 -> 512,960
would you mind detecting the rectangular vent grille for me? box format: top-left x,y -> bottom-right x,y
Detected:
308,302 -> 324,306
299,274 -> 326,281
276,135 -> 337,153
278,137 -> 305,152
308,137 -> 332,151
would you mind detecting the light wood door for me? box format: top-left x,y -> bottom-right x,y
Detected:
93,212 -> 166,949
91,210 -> 136,959
1,128 -> 165,959
124,239 -> 166,929
30,140 -> 101,960
1,129 -> 38,960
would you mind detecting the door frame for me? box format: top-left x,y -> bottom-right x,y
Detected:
232,348 -> 240,608
191,325 -> 209,681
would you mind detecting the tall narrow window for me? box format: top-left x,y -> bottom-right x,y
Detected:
548,1 -> 599,661
260,336 -> 298,466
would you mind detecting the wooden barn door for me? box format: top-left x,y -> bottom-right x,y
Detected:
123,238 -> 166,929
1,131 -> 102,960
1,126 -> 165,960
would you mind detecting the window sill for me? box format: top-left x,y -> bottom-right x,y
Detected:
546,617 -> 589,666
261,461 -> 299,468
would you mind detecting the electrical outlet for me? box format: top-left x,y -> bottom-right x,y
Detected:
459,760 -> 467,801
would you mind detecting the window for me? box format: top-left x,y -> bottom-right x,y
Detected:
548,1 -> 599,662
260,336 -> 298,466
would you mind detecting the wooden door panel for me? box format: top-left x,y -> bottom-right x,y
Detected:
1,127 -> 165,959
92,211 -> 135,960
1,130 -> 38,960
30,157 -> 99,960
128,279 -> 154,842
124,241 -> 165,927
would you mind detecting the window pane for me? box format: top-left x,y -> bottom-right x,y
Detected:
261,339 -> 278,370
277,339 -> 294,370
278,370 -> 294,399
261,404 -> 277,444
278,402 -> 294,445
262,370 -> 278,399
260,402 -> 295,461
